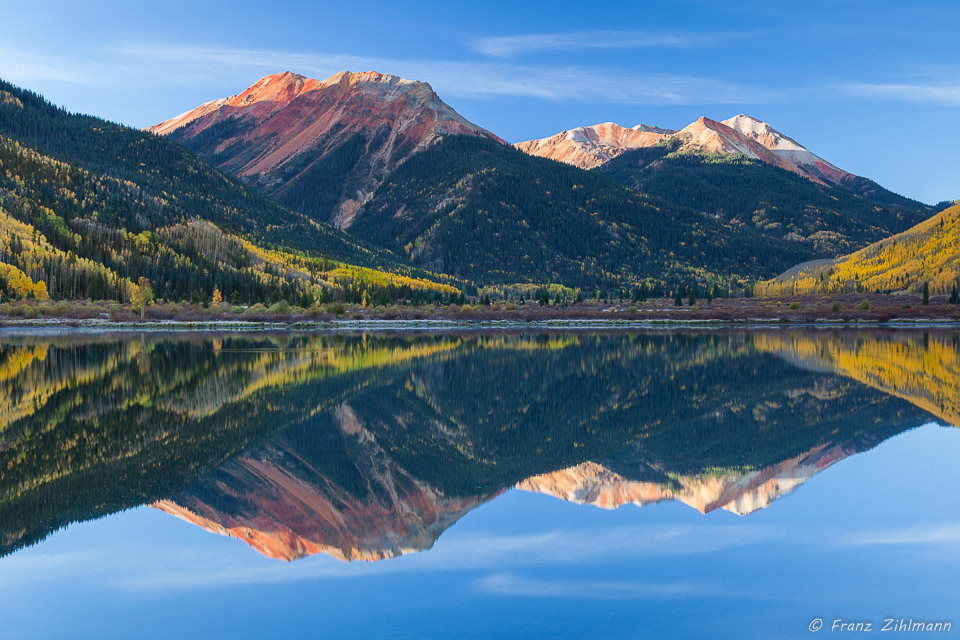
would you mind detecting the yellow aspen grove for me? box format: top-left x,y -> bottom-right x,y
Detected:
129,283 -> 145,318
131,277 -> 154,318
137,277 -> 154,308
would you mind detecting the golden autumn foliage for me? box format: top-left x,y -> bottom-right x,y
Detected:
754,332 -> 960,426
758,203 -> 960,296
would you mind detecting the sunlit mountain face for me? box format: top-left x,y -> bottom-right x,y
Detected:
0,330 -> 955,561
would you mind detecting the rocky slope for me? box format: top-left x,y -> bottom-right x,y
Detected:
720,114 -> 852,186
149,71 -> 502,227
513,122 -> 675,169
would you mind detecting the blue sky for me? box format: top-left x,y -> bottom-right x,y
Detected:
2,0 -> 958,204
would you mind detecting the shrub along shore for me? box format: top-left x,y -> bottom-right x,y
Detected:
1,293 -> 959,327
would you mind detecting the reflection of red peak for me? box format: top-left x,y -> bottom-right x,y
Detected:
518,437 -> 872,516
154,404 -> 495,562
149,70 -> 503,227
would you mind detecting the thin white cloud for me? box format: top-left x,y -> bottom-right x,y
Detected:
475,573 -> 708,599
0,48 -> 97,84
842,81 -> 960,105
118,43 -> 781,105
471,30 -> 721,58
845,523 -> 960,546
0,523 -> 782,592
0,42 -> 780,107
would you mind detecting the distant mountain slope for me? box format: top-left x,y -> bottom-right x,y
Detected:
520,113 -> 928,207
513,122 -> 675,169
352,135 -> 809,289
150,71 -> 503,227
598,140 -> 932,256
758,203 -> 960,296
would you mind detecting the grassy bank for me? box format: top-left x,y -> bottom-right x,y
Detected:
1,293 -> 959,327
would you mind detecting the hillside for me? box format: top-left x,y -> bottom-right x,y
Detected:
599,139 -> 932,256
151,71 -> 502,227
0,80 -> 460,304
351,135 -> 809,290
758,203 -> 960,296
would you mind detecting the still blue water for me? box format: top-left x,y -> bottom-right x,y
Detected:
0,330 -> 957,639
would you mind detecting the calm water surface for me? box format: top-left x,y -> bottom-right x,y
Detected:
0,329 -> 958,639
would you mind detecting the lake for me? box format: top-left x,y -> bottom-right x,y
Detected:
1,328 -> 958,639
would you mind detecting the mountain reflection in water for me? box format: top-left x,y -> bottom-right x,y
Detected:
0,330 -> 956,562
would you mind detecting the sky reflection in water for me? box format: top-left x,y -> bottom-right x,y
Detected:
0,330 -> 957,639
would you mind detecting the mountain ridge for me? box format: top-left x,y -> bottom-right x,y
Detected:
151,70 -> 504,227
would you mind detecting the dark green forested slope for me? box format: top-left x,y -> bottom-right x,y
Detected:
0,80 -> 462,303
0,80 -> 375,262
599,140 -> 933,257
352,135 -> 810,290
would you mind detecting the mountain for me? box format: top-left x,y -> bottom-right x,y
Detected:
721,114 -> 918,204
150,71 -> 503,227
513,122 -> 675,169
149,73 -> 933,288
672,116 -> 807,177
349,135 -> 809,289
0,78 -> 458,304
520,114 -> 930,230
720,114 -> 849,185
758,203 -> 960,296
518,114 -> 854,188
597,138 -> 932,257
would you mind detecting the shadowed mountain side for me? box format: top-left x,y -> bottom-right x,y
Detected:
598,141 -> 931,257
352,135 -> 809,288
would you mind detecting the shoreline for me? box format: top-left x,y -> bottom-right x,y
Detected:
2,315 -> 959,333
1,293 -> 958,332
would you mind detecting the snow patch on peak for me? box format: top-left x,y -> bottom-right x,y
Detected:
721,114 -> 851,183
